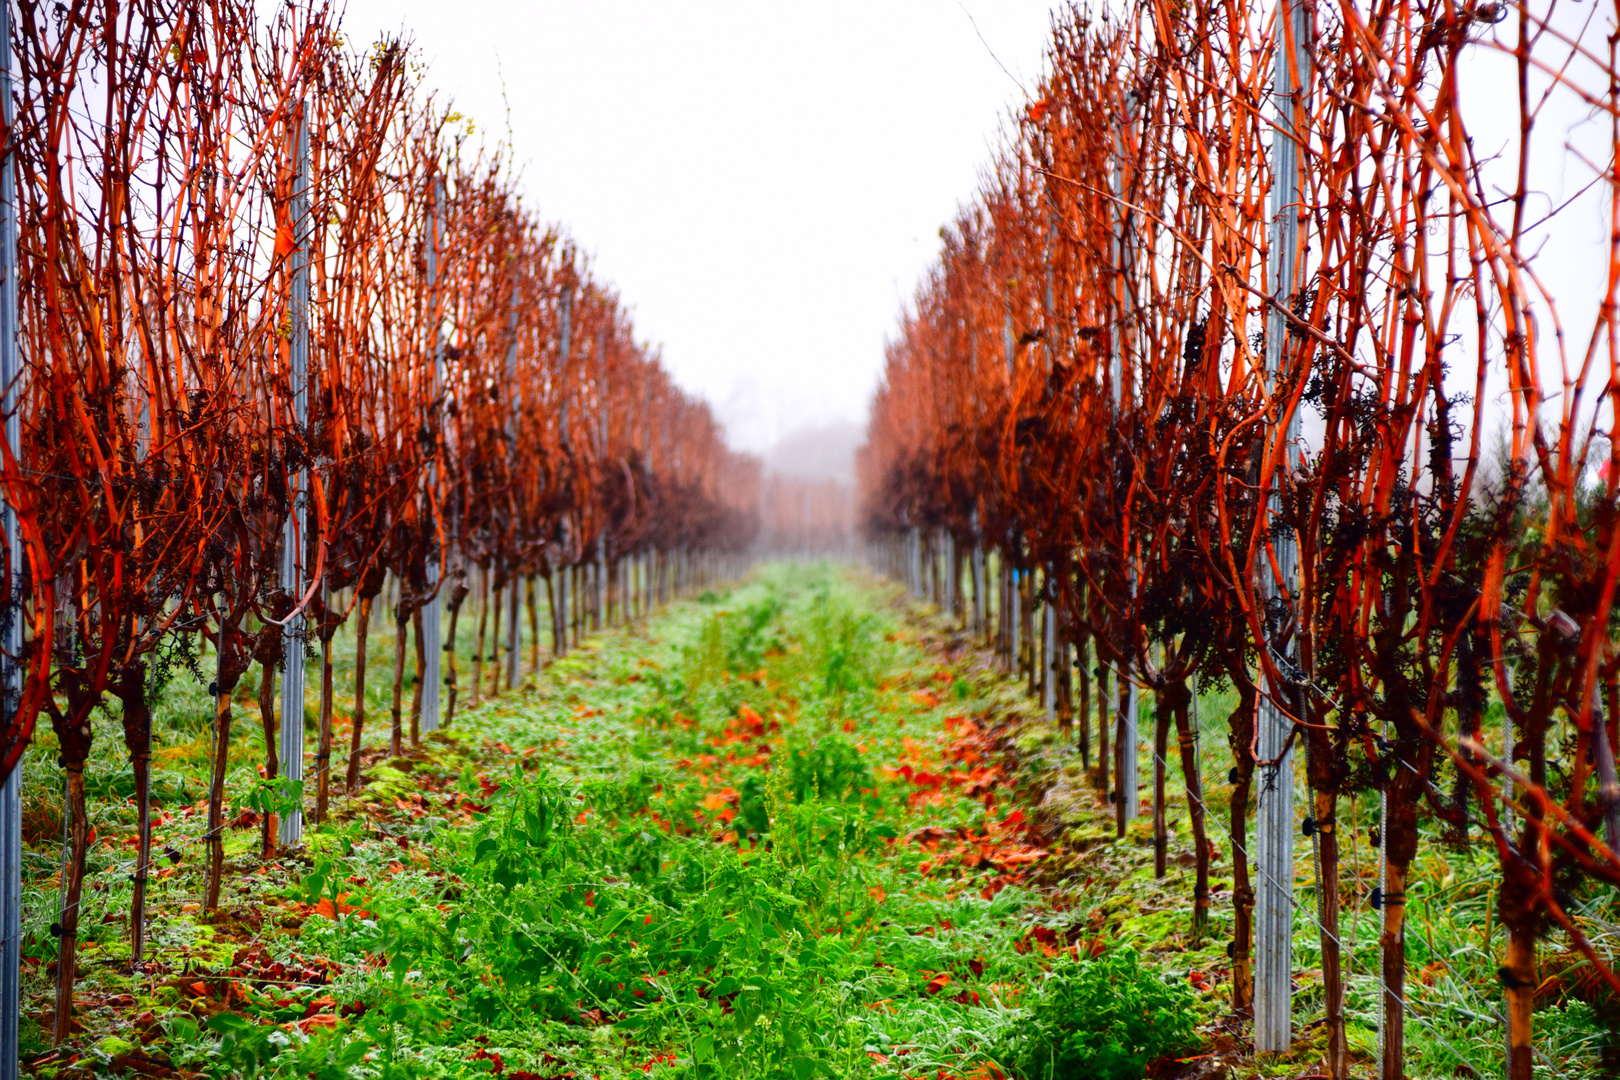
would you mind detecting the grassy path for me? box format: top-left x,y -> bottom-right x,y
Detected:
25,563 -> 1610,1079
16,564 -> 1202,1079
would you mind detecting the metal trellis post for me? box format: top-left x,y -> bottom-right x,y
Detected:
1254,0 -> 1310,1051
502,303 -> 520,684
0,2 -> 22,1071
278,103 -> 311,846
1109,104 -> 1139,825
555,286 -> 572,655
1007,563 -> 1016,670
421,178 -> 445,733
1043,574 -> 1056,720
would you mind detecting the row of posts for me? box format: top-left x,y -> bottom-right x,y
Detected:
259,126 -> 744,840
0,0 -> 1308,1068
0,42 -> 745,1069
868,0 -> 1308,1050
875,528 -> 1140,837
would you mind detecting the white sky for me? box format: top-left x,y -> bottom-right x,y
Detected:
335,0 -> 1059,454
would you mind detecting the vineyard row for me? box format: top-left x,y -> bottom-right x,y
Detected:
858,2 -> 1619,1078
0,0 -> 761,1053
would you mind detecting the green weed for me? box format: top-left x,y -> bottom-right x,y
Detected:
1001,947 -> 1198,1080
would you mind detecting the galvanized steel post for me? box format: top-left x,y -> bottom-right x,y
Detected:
1109,101 -> 1139,824
0,3 -> 22,1071
278,104 -> 311,846
421,178 -> 446,733
555,286 -> 573,654
1254,0 -> 1311,1051
503,304 -> 521,684
1043,578 -> 1056,721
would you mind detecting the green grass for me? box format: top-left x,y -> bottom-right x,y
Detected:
20,565 -> 1186,1078
17,562 -> 1614,1079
